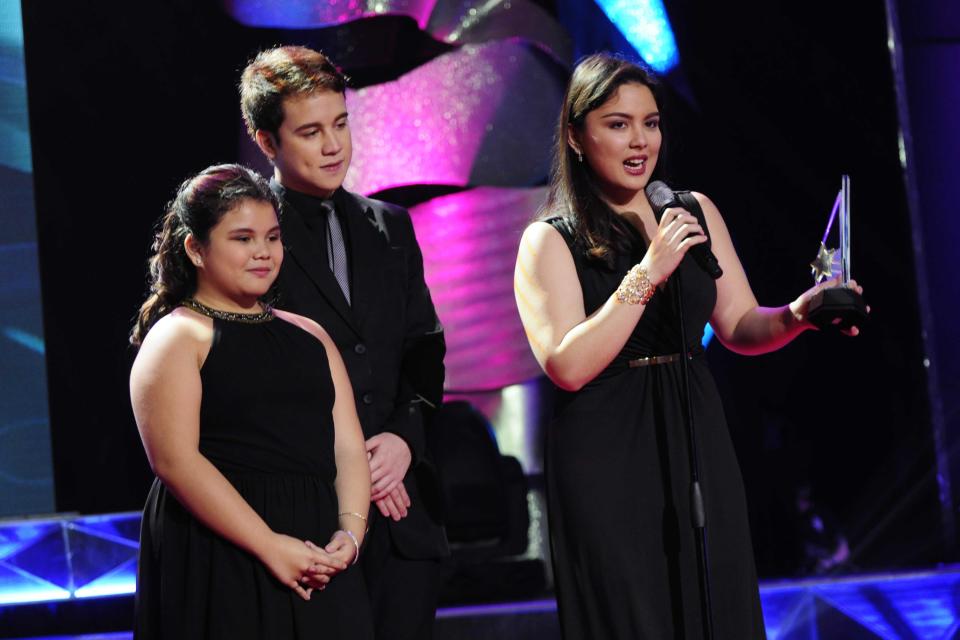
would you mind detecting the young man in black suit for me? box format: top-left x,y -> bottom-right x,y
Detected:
240,46 -> 448,639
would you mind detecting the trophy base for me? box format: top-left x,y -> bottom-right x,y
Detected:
808,287 -> 868,330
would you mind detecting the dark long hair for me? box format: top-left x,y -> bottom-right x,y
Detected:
540,53 -> 664,268
130,164 -> 279,346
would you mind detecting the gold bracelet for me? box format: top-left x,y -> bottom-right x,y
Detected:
339,511 -> 369,533
615,264 -> 655,305
338,511 -> 367,523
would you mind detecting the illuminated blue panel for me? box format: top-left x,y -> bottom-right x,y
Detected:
74,558 -> 138,599
0,0 -> 33,173
814,570 -> 960,639
71,513 -> 141,544
0,520 -> 57,560
22,636 -> 133,640
66,527 -> 137,592
6,526 -> 71,590
0,563 -> 69,605
0,512 -> 140,606
759,588 -> 817,640
593,0 -> 680,73
812,580 -> 899,638
3,511 -> 960,640
0,0 -> 55,517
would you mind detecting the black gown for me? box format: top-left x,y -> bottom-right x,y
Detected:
545,217 -> 766,639
134,314 -> 374,639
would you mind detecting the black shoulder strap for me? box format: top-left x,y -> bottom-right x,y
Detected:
541,215 -> 589,281
543,215 -> 577,249
675,191 -> 713,250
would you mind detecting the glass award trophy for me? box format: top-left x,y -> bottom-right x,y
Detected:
807,175 -> 868,330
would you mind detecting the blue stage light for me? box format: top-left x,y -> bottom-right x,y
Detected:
2,327 -> 45,354
814,569 -> 960,639
0,513 -> 139,606
0,583 -> 70,605
702,323 -> 715,348
74,569 -> 137,599
4,515 -> 960,640
593,0 -> 680,74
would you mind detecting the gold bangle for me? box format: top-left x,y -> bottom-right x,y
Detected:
339,511 -> 369,534
338,511 -> 367,522
615,264 -> 655,305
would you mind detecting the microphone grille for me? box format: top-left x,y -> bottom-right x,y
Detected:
644,180 -> 676,212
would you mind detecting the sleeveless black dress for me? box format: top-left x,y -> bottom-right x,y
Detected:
545,218 -> 766,639
134,315 -> 374,640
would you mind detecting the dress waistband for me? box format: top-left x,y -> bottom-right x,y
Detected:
627,345 -> 705,368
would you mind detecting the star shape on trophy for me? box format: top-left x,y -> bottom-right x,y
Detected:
810,242 -> 837,284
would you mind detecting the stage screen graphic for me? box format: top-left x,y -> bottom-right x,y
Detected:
0,0 -> 55,517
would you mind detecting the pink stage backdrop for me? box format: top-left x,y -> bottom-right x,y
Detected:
224,0 -> 571,63
410,187 -> 546,391
225,0 -> 435,29
343,40 -> 564,195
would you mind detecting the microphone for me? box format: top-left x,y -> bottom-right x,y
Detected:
644,180 -> 723,279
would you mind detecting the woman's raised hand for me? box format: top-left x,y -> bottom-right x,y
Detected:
640,207 -> 709,286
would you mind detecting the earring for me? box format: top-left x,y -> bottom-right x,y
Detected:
576,151 -> 583,163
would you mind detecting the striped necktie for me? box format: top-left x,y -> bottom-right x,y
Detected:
320,200 -> 350,305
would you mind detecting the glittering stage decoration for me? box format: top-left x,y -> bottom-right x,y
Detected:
410,187 -> 545,391
223,0 -> 571,63
343,40 -> 564,195
592,0 -> 679,73
425,0 -> 570,63
224,0 -> 436,30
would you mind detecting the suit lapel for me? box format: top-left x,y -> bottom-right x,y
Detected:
275,188 -> 358,335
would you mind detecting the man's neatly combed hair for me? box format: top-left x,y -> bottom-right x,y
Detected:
239,45 -> 349,141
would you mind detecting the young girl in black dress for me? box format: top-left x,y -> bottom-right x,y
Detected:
130,164 -> 373,639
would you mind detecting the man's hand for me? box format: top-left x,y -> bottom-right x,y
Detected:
366,432 -> 412,501
374,484 -> 411,521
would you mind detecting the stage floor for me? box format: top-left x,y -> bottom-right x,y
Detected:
2,512 -> 958,639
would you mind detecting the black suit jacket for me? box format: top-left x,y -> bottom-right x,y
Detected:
272,184 -> 449,560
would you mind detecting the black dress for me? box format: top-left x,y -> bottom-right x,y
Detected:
545,217 -> 766,639
134,314 -> 374,640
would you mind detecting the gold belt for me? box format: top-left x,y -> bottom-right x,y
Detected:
628,346 -> 704,368
628,353 -> 682,368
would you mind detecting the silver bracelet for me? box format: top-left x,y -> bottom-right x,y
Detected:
338,529 -> 360,565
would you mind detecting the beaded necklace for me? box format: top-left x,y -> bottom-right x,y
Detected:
182,298 -> 273,323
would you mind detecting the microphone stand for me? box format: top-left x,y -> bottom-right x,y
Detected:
671,268 -> 715,640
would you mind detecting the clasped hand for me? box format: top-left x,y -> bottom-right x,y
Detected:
366,432 -> 412,521
260,531 -> 353,601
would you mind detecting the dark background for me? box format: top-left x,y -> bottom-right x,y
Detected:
21,0 -> 945,577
